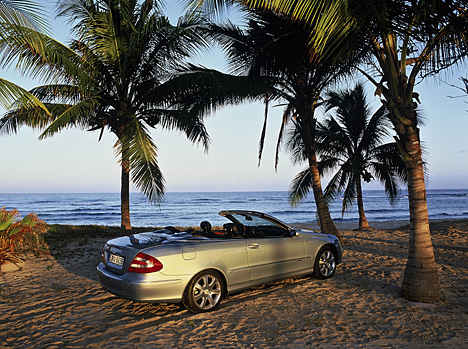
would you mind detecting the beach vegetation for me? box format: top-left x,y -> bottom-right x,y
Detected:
288,83 -> 408,230
0,207 -> 48,268
0,0 -> 210,231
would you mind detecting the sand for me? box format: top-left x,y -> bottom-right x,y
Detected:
1,219 -> 467,348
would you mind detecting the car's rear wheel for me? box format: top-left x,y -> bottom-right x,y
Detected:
313,246 -> 336,279
183,270 -> 224,313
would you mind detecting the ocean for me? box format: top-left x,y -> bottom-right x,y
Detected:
1,189 -> 467,227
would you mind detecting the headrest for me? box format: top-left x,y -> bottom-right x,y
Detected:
200,221 -> 212,232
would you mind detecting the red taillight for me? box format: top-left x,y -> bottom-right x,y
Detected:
128,252 -> 163,273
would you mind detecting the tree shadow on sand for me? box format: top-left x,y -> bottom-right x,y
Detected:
43,224 -> 155,281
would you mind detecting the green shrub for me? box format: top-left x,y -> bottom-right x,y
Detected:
0,207 -> 48,268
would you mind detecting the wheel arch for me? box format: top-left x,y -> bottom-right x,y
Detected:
323,242 -> 338,257
316,239 -> 341,264
184,267 -> 228,298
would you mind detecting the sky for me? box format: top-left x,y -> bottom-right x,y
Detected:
0,1 -> 467,194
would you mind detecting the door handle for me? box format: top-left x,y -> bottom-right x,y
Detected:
248,244 -> 260,249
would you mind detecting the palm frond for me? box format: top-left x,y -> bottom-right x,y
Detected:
39,97 -> 101,139
140,108 -> 211,152
340,169 -> 358,216
183,0 -> 236,17
323,167 -> 346,208
29,84 -> 83,104
0,77 -> 49,114
0,0 -> 50,33
0,27 -> 93,88
257,97 -> 269,167
158,65 -> 271,115
115,117 -> 165,203
288,167 -> 313,207
317,154 -> 342,177
274,104 -> 294,170
284,118 -> 307,165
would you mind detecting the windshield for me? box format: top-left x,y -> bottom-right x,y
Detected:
230,213 -> 279,228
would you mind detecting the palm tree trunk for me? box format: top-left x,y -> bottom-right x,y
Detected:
308,151 -> 341,239
373,52 -> 441,302
401,133 -> 440,302
301,111 -> 341,239
121,157 -> 132,231
356,181 -> 370,229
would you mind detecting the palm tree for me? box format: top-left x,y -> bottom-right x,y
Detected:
187,0 -> 468,302
0,0 -> 210,230
204,10 -> 368,239
320,0 -> 466,304
288,83 -> 407,230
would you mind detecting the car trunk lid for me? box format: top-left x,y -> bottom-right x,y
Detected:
102,229 -> 207,274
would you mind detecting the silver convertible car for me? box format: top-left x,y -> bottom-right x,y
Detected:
97,210 -> 342,313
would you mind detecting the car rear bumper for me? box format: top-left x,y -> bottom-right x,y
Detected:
96,263 -> 187,303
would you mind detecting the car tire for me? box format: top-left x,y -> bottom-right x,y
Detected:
182,270 -> 224,313
313,246 -> 337,279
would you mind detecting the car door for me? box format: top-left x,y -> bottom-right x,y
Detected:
175,239 -> 251,288
247,234 -> 306,282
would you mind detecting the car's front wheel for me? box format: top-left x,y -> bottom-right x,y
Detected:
313,246 -> 337,279
183,270 -> 224,313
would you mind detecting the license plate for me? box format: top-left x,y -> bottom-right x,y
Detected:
109,253 -> 125,268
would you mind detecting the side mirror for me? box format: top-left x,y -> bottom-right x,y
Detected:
289,229 -> 298,237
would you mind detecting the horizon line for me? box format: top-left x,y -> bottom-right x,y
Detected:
2,188 -> 467,195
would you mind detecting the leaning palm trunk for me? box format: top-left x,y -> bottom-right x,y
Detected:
308,148 -> 341,239
356,182 -> 370,229
400,133 -> 440,302
302,113 -> 341,239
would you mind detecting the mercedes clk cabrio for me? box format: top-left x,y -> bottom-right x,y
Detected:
97,210 -> 343,313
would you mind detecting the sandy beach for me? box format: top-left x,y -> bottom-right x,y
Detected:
1,219 -> 467,348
